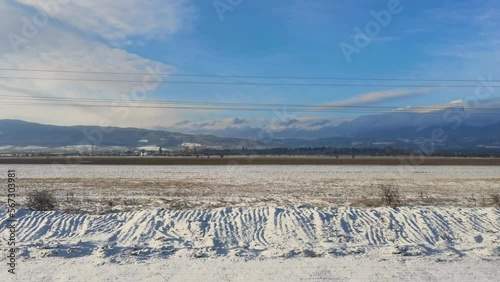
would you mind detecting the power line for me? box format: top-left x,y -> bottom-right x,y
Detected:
1,101 -> 499,115
0,94 -> 498,111
0,102 -> 400,113
0,68 -> 498,82
4,102 -> 498,114
0,76 -> 495,87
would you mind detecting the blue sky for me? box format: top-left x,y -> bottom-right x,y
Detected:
0,0 -> 499,136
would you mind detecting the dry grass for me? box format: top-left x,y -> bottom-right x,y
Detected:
1,156 -> 500,165
352,196 -> 382,207
13,176 -> 500,213
7,165 -> 499,214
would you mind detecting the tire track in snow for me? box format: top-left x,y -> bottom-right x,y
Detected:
0,207 -> 498,259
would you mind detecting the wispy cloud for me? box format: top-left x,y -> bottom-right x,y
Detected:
14,0 -> 197,44
326,88 -> 432,107
173,118 -> 253,130
162,116 -> 348,139
395,99 -> 464,113
397,98 -> 500,113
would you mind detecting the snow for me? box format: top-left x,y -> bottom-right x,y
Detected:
1,164 -> 499,280
5,164 -> 499,213
1,207 -> 499,281
7,255 -> 500,281
137,145 -> 161,151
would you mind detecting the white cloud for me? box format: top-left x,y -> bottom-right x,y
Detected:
169,116 -> 346,134
0,1 -> 190,127
395,100 -> 464,113
398,98 -> 500,113
326,88 -> 432,107
266,116 -> 345,131
14,0 -> 197,43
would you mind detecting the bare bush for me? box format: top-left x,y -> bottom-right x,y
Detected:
63,191 -> 81,213
491,194 -> 500,207
26,190 -> 57,211
65,191 -> 75,203
379,185 -> 401,207
467,193 -> 478,207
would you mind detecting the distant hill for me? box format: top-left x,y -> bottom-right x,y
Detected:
0,119 -> 271,149
0,117 -> 499,150
152,102 -> 500,151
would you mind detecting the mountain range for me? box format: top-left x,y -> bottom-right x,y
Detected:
1,107 -> 499,151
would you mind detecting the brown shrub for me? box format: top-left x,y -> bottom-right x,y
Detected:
491,194 -> 500,207
379,185 -> 401,207
26,190 -> 57,211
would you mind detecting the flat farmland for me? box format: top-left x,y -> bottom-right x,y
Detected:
1,163 -> 499,281
2,164 -> 499,213
0,156 -> 500,165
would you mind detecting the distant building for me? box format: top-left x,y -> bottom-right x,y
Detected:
181,143 -> 202,148
182,143 -> 202,154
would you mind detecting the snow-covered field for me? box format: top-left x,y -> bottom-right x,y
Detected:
1,206 -> 499,281
4,165 -> 500,213
12,255 -> 500,281
1,165 -> 499,281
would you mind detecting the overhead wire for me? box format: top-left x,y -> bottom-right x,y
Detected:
1,95 -> 499,114
0,68 -> 498,114
0,76 -> 495,87
0,68 -> 498,82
